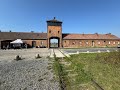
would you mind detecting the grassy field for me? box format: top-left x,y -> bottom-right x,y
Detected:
55,51 -> 120,90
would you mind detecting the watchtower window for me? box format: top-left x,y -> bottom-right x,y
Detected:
49,30 -> 51,33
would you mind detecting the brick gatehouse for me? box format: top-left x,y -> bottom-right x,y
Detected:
0,17 -> 120,49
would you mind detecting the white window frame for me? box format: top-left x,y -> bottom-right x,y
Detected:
79,42 -> 82,44
98,42 -> 100,44
118,42 -> 120,44
86,41 -> 88,45
113,42 -> 116,44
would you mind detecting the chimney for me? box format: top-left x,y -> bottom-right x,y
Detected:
82,33 -> 84,36
106,33 -> 111,35
95,33 -> 98,36
54,17 -> 56,20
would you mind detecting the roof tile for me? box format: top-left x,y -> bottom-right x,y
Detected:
62,33 -> 120,40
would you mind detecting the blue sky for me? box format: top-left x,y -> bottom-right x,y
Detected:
0,0 -> 120,37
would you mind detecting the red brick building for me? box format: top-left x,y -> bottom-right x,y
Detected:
0,18 -> 120,49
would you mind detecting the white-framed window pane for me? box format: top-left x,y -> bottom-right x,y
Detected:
113,42 -> 115,44
86,42 -> 88,44
98,42 -> 100,44
118,42 -> 120,44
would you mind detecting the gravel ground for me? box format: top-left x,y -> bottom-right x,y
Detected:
0,48 -> 59,90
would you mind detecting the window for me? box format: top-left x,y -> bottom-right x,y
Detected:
113,42 -> 115,44
49,30 -> 51,33
118,42 -> 120,44
58,31 -> 59,33
79,42 -> 82,44
109,41 -> 111,44
72,42 -> 75,45
41,41 -> 43,45
98,41 -> 100,44
86,41 -> 88,44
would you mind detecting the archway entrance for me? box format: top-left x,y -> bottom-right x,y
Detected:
49,37 -> 60,48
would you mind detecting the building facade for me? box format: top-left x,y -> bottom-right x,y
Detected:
0,18 -> 120,49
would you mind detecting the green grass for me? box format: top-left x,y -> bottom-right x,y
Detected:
63,51 -> 120,90
52,54 -> 71,90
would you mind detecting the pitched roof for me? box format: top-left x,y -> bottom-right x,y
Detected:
62,33 -> 120,40
0,32 -> 47,40
47,17 -> 62,23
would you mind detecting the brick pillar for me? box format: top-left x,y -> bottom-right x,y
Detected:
48,38 -> 50,48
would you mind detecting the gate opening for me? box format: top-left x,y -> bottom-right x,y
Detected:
49,37 -> 59,48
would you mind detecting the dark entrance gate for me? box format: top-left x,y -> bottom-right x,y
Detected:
1,40 -> 12,49
49,37 -> 60,48
32,41 -> 36,47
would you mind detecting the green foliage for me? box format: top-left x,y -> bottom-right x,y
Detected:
52,50 -> 120,90
53,54 -> 71,90
65,51 -> 120,90
95,51 -> 120,66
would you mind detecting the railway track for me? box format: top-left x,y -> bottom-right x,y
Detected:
51,49 -> 104,90
52,49 -> 66,90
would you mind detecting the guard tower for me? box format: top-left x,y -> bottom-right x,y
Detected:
47,17 -> 62,48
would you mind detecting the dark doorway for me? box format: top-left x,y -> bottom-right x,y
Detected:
1,40 -> 12,49
92,41 -> 94,47
49,37 -> 59,48
32,41 -> 36,47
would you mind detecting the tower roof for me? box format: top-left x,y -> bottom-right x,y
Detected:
47,17 -> 62,23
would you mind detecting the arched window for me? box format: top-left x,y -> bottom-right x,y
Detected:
72,42 -> 75,45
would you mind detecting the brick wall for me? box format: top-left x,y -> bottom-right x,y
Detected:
63,39 -> 120,48
23,40 -> 47,48
47,26 -> 62,48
